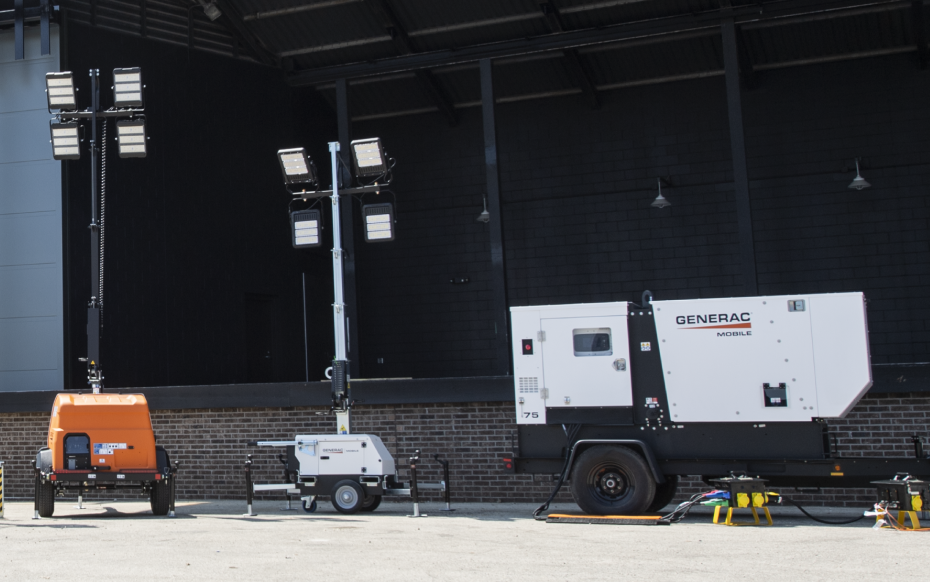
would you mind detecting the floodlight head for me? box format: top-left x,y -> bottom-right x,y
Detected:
113,67 -> 143,108
351,138 -> 387,178
50,122 -> 81,160
278,148 -> 318,186
291,209 -> 323,248
362,203 -> 395,242
116,119 -> 147,158
203,2 -> 222,21
651,178 -> 671,208
848,159 -> 871,190
45,71 -> 77,111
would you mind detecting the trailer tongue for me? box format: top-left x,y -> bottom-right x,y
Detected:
509,292 -> 929,515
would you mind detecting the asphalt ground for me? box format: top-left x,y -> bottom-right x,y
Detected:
0,498 -> 926,581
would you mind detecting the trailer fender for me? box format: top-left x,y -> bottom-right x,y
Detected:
566,440 -> 665,484
36,448 -> 52,474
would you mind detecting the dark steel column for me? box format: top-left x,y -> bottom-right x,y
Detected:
479,59 -> 510,375
336,79 -> 361,378
40,0 -> 50,56
14,0 -> 23,60
721,12 -> 758,296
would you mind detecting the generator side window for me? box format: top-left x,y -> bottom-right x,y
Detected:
63,434 -> 91,471
573,328 -> 612,357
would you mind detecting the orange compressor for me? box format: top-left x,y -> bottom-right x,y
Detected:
34,393 -> 177,517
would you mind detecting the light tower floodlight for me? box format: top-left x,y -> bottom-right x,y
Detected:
113,67 -> 144,108
116,120 -> 147,158
50,122 -> 81,160
278,148 -> 318,186
291,209 -> 323,248
350,138 -> 386,177
362,203 -> 395,242
45,71 -> 77,111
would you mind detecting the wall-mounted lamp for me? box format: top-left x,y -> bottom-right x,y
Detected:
651,178 -> 671,209
477,196 -> 490,223
848,158 -> 871,190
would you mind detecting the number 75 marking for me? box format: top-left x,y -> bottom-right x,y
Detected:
523,412 -> 539,418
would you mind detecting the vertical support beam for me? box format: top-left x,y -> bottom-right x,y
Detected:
14,0 -> 24,61
141,0 -> 148,38
913,1 -> 928,70
721,13 -> 758,296
480,59 -> 510,375
336,79 -> 361,379
40,0 -> 50,56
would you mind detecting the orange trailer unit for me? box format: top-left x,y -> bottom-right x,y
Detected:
34,394 -> 177,517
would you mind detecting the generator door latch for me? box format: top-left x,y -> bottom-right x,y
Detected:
612,358 -> 626,371
537,330 -> 546,342
787,300 -> 806,312
763,383 -> 788,407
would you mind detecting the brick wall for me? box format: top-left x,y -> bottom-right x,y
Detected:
2,392 -> 926,507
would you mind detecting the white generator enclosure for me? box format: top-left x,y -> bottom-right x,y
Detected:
511,292 -> 871,425
292,434 -> 395,477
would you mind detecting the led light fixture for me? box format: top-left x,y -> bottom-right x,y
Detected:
351,138 -> 386,178
45,71 -> 77,111
113,67 -> 143,108
116,119 -> 147,158
651,178 -> 671,209
848,158 -> 871,190
278,148 -> 318,186
202,2 -> 222,21
50,122 -> 81,160
291,209 -> 323,248
362,203 -> 394,242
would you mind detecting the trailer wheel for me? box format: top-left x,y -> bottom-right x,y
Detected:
360,494 -> 382,512
331,480 -> 364,514
302,499 -> 317,513
569,446 -> 655,515
150,481 -> 170,516
646,475 -> 679,513
36,479 -> 55,518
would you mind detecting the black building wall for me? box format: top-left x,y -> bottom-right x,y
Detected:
62,23 -> 337,389
351,54 -> 929,378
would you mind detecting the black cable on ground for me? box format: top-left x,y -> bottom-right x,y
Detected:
662,491 -> 713,523
772,494 -> 866,525
533,424 -> 582,521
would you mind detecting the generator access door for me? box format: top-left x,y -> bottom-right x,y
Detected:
540,316 -> 632,409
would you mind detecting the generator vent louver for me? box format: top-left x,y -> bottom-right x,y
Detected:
518,377 -> 539,394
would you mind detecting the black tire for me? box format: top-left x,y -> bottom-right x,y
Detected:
646,475 -> 680,513
331,480 -> 365,514
302,499 -> 317,513
360,494 -> 382,512
150,481 -> 170,516
569,446 -> 656,516
37,479 -> 55,518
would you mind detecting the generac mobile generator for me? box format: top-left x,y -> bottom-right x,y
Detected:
34,393 -> 176,517
509,292 -> 930,515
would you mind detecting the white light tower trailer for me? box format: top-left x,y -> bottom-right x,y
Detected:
509,292 -> 929,515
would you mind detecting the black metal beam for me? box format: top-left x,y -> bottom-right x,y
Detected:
14,0 -> 23,60
735,25 -> 756,89
365,0 -> 458,125
721,5 -> 758,296
539,1 -> 599,109
287,0 -> 906,86
913,1 -> 929,69
213,0 -> 278,66
40,0 -> 50,56
336,79 -> 361,380
480,59 -> 511,376
141,0 -> 147,38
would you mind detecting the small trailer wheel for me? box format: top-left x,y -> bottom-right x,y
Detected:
331,480 -> 364,514
360,494 -> 382,512
37,479 -> 55,518
150,481 -> 170,516
302,499 -> 317,513
569,445 -> 655,516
